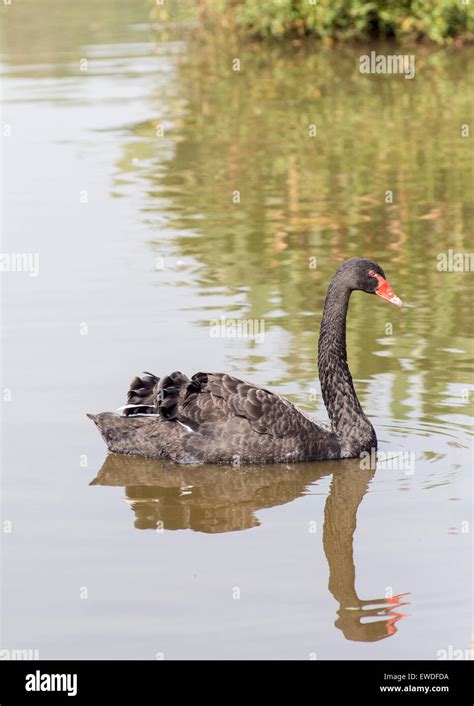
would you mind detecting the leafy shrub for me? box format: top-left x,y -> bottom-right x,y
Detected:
198,0 -> 473,44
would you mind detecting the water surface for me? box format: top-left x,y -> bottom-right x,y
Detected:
1,0 -> 472,659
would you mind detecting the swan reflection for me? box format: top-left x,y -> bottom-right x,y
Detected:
91,455 -> 409,642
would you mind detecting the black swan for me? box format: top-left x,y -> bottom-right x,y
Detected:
88,257 -> 402,464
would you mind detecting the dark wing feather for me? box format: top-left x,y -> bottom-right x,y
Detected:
173,372 -> 313,438
123,372 -> 160,415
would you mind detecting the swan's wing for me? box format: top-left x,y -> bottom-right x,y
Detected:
97,370 -> 340,463
121,372 -> 160,416
161,371 -> 315,439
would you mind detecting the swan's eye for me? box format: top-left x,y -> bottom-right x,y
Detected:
368,270 -> 376,277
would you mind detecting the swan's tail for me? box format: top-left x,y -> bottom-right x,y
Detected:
87,412 -> 197,462
119,372 -> 160,416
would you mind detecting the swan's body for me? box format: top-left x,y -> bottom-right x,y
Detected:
89,258 -> 401,464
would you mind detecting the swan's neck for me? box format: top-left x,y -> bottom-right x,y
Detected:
317,276 -> 376,457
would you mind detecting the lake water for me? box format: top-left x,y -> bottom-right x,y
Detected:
1,0 -> 472,660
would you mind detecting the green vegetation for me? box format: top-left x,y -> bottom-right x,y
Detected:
197,0 -> 474,44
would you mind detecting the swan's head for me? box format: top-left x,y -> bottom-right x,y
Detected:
339,257 -> 402,307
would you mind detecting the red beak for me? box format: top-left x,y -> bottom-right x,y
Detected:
375,275 -> 402,307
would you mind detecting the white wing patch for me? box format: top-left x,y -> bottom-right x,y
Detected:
177,420 -> 194,433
